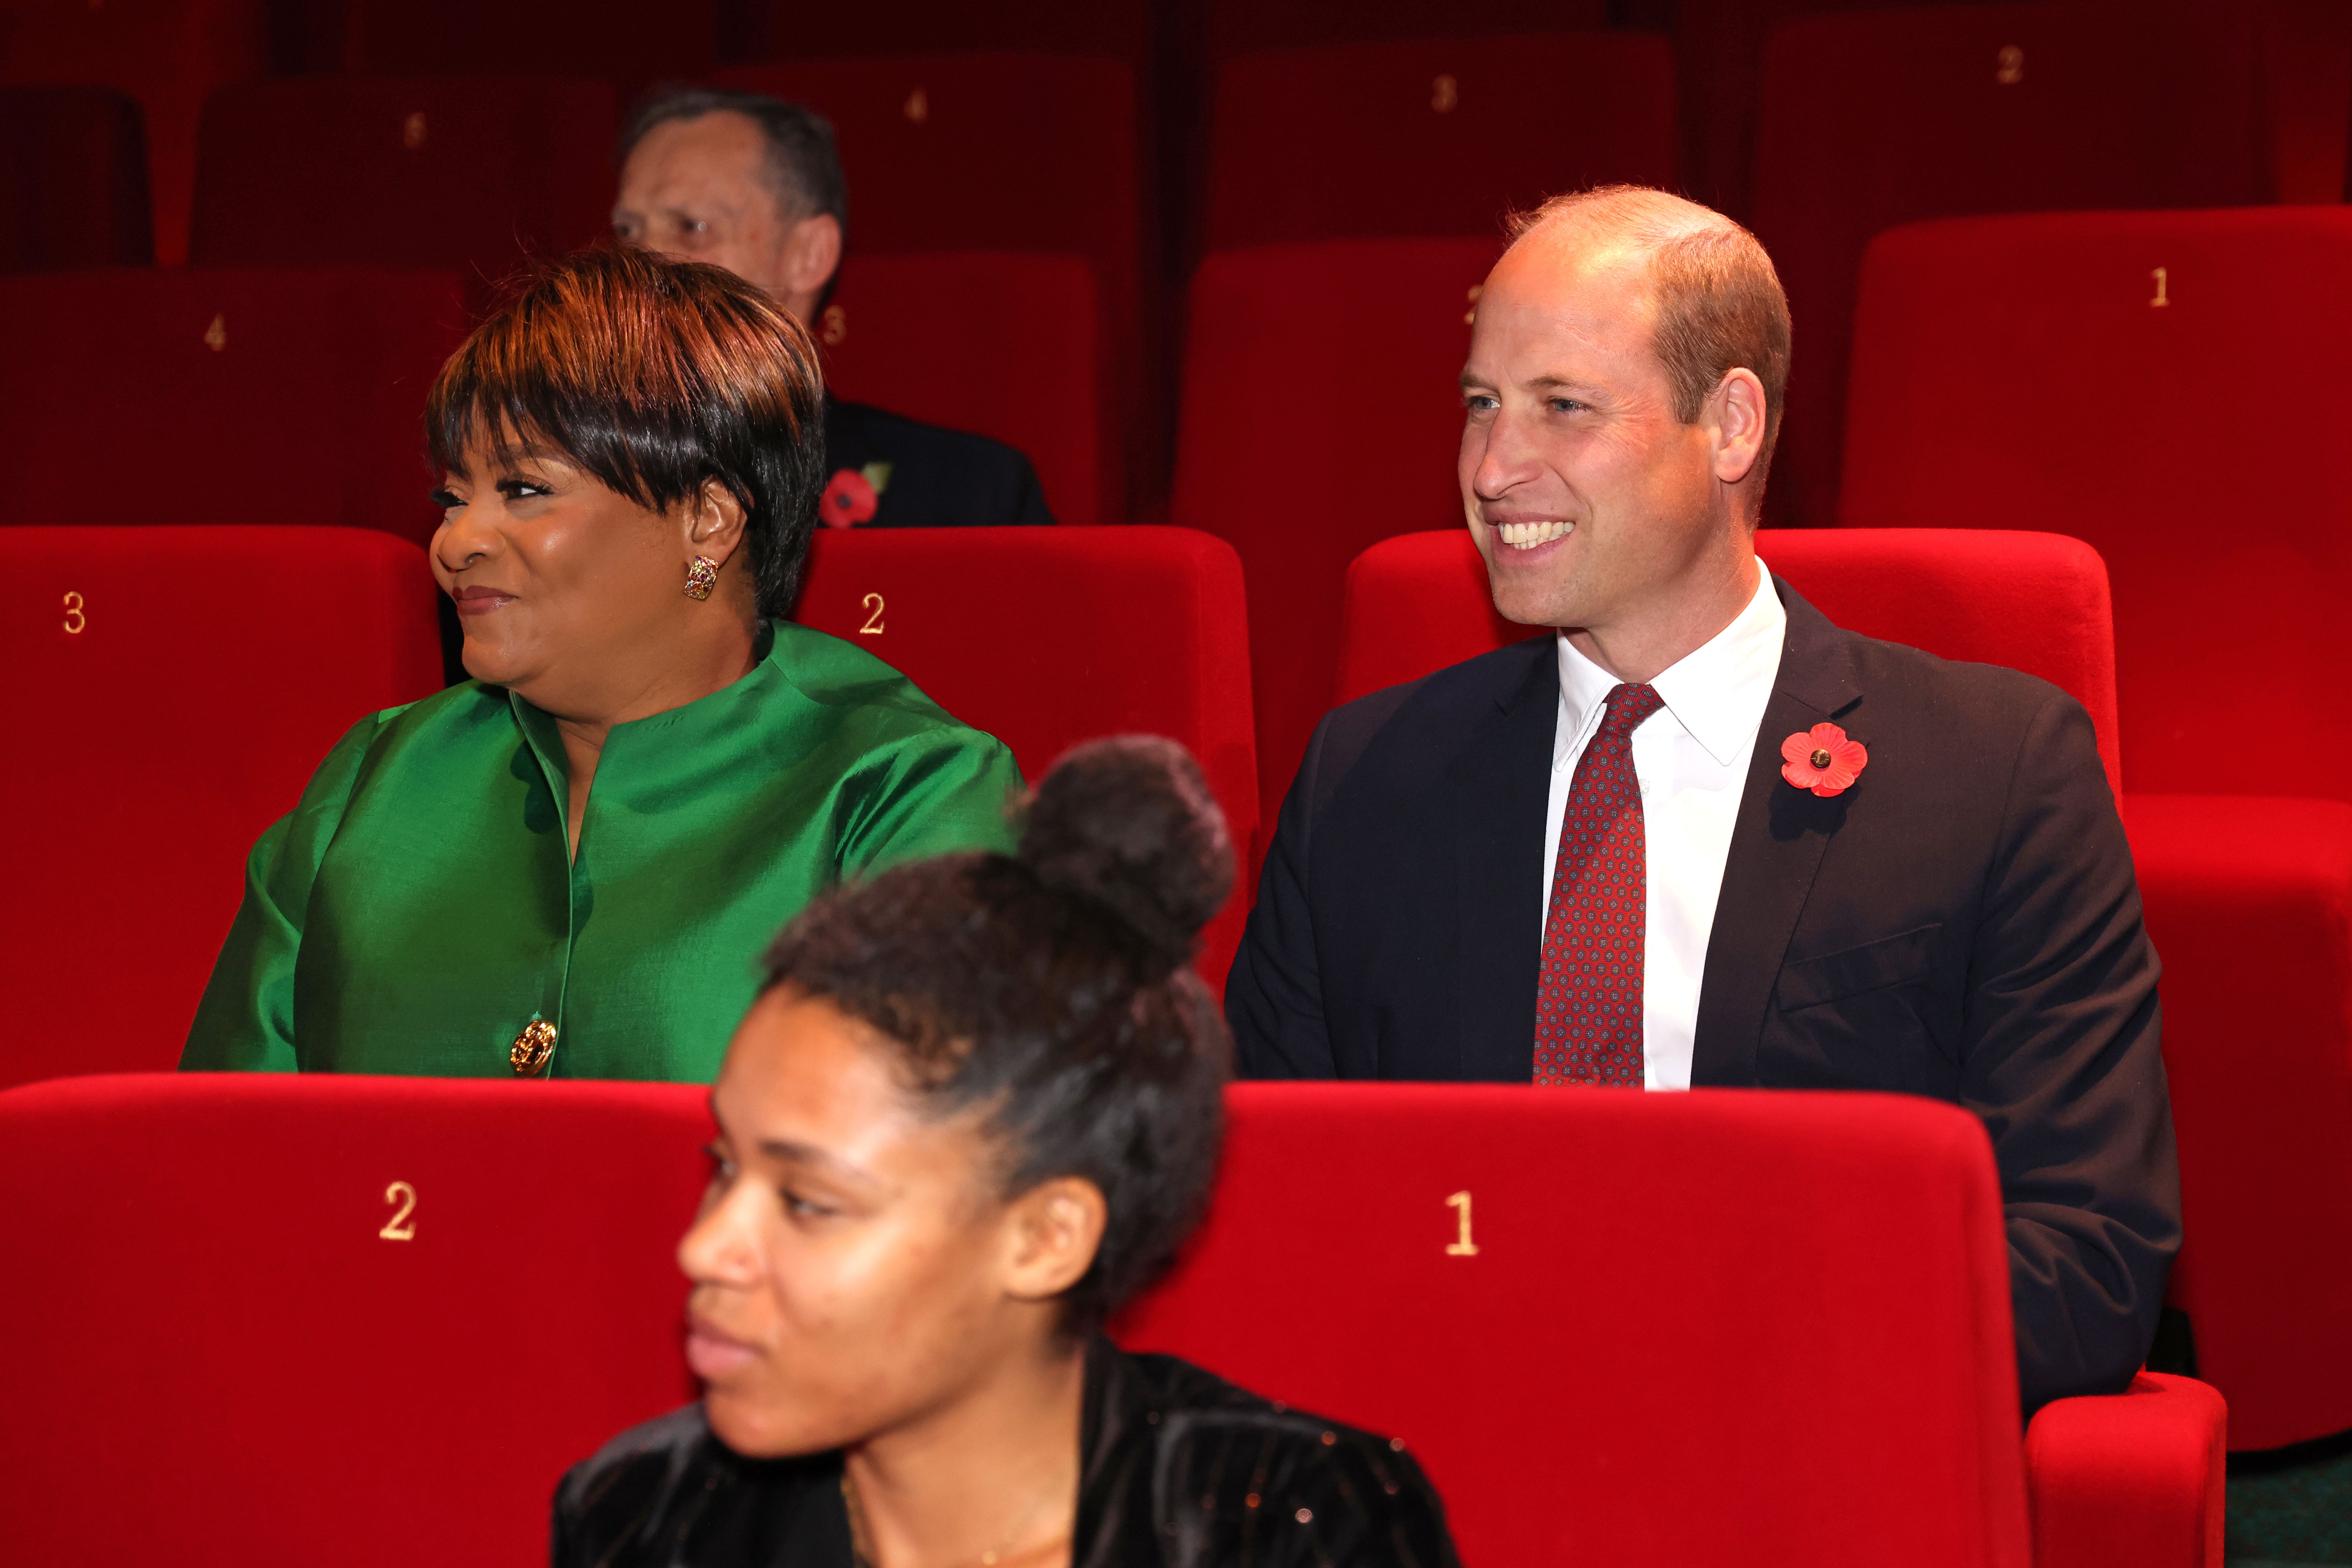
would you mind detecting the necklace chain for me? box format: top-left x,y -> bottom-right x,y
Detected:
841,1470 -> 1064,1568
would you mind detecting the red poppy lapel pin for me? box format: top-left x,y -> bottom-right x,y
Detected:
817,466 -> 882,529
1780,722 -> 1868,798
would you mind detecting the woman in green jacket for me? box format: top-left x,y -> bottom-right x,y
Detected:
182,247 -> 1023,1082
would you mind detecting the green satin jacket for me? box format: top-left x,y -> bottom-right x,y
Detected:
182,623 -> 1022,1081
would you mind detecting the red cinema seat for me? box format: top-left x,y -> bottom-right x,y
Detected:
0,85 -> 150,270
0,266 -> 468,545
1843,208 -> 2352,800
1841,207 -> 2352,1448
0,0 -> 264,263
1336,527 -> 2122,791
0,1073 -> 708,1567
717,55 -> 1141,525
0,528 -> 442,1089
1206,0 -> 1605,57
1204,33 -> 1675,251
735,1 -> 1148,61
190,77 -> 617,289
792,526 -> 1256,986
1119,1084 -> 2219,1567
335,0 -> 712,87
2111,798 -> 2352,1452
1171,237 -> 1497,836
811,251 -> 1100,526
1749,0 -> 2274,527
1674,0 -> 1947,216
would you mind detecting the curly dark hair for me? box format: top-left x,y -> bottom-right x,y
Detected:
425,245 -> 825,617
760,736 -> 1236,1330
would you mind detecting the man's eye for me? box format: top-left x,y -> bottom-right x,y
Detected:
1465,394 -> 1498,411
782,1191 -> 836,1219
1549,397 -> 1584,413
700,1142 -> 737,1181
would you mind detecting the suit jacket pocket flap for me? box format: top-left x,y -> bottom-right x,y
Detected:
1776,924 -> 1941,1012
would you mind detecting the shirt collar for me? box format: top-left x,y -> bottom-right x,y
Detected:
1554,565 -> 1788,770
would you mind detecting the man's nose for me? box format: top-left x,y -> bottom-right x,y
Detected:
1469,405 -> 1544,502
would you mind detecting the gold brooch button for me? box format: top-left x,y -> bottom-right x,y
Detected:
511,1017 -> 557,1077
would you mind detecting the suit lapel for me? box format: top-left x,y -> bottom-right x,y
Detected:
1447,636 -> 1558,1081
1690,580 -> 1864,1087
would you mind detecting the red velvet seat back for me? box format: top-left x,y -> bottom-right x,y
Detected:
0,84 -> 150,270
814,251 -> 1100,526
1204,33 -> 1675,251
190,77 -> 617,289
735,0 -> 1149,58
0,0 -> 264,263
1672,0 -> 1948,216
336,0 -> 713,87
1117,1083 -> 2030,1567
1841,206 -> 2352,799
1335,527 -> 2122,796
0,266 -> 467,545
719,55 -> 1141,525
1171,237 -> 1496,835
0,1074 -> 709,1567
793,526 -> 1257,985
1749,0 -> 2272,528
1207,0 -> 1605,57
0,527 -> 442,1088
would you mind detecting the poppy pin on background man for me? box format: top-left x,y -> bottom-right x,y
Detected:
818,467 -> 879,529
1781,722 -> 1868,797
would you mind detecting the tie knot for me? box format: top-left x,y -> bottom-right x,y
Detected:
1600,683 -> 1663,736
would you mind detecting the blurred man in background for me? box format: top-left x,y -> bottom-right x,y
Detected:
614,86 -> 1051,530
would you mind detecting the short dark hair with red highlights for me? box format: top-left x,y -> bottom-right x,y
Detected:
426,245 -> 826,616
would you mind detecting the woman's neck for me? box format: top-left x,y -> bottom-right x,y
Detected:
537,618 -> 760,862
843,1336 -> 1087,1568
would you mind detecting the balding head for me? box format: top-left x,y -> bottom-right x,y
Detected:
1505,186 -> 1791,484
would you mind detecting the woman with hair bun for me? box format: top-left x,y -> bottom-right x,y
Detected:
182,246 -> 1022,1082
554,738 -> 1459,1568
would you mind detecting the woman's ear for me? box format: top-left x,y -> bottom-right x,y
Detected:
683,479 -> 750,567
1000,1177 -> 1108,1304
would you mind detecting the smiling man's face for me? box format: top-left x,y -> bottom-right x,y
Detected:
1457,231 -> 1730,632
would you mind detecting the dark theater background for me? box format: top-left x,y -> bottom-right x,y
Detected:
2,1 -> 2349,1564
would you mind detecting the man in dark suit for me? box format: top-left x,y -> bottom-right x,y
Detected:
1225,186 -> 2179,1414
611,86 -> 1052,530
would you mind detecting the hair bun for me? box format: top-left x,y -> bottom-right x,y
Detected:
1019,737 -> 1234,971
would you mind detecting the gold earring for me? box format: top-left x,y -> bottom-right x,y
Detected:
682,555 -> 720,600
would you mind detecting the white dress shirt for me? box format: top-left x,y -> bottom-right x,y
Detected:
1541,567 -> 1788,1090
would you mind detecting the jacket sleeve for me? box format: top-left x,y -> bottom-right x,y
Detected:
836,725 -> 1025,877
179,712 -> 391,1072
1964,690 -> 2180,1412
1225,713 -> 1339,1078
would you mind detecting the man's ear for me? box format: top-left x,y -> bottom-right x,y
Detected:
780,213 -> 844,309
999,1177 -> 1108,1304
683,479 -> 750,566
1709,367 -> 1768,489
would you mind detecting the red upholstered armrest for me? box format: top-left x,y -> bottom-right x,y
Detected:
2025,1372 -> 2225,1568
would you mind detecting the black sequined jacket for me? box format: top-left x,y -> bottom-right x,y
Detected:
550,1336 -> 1460,1568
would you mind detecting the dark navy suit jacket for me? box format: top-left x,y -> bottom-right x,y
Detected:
1226,578 -> 2181,1413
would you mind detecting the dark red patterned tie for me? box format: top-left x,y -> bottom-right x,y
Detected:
1535,682 -> 1663,1087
